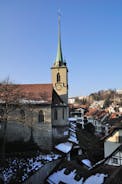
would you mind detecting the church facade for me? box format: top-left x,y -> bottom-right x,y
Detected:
0,18 -> 69,151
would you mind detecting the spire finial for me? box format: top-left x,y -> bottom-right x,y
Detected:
54,10 -> 63,66
58,8 -> 61,21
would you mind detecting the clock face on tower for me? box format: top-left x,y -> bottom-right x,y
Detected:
55,83 -> 63,90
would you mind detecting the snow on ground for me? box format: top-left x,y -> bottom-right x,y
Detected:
55,142 -> 73,153
2,156 -> 43,183
0,153 -> 61,183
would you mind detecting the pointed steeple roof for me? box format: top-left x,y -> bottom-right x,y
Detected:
54,16 -> 64,67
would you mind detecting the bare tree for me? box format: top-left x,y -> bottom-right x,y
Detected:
0,78 -> 23,164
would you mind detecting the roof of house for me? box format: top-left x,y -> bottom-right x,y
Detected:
46,160 -> 117,184
104,144 -> 122,163
102,126 -> 122,141
105,166 -> 122,184
106,116 -> 122,126
55,142 -> 73,154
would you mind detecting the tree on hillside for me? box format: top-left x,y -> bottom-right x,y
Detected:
0,78 -> 23,164
76,125 -> 104,163
81,98 -> 87,105
103,96 -> 112,108
75,97 -> 81,104
84,123 -> 95,135
89,89 -> 116,101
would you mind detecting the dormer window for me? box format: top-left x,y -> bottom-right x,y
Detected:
64,168 -> 71,175
74,174 -> 82,181
57,72 -> 60,82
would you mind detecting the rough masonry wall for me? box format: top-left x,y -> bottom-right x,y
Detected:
0,105 -> 53,151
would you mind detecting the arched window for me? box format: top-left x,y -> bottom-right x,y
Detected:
57,72 -> 60,82
38,110 -> 44,122
20,109 -> 25,121
54,109 -> 58,120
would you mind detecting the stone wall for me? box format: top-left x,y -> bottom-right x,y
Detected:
0,105 -> 53,150
52,126 -> 69,145
0,121 -> 53,150
0,103 -> 69,150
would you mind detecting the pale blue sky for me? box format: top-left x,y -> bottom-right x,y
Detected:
0,0 -> 122,97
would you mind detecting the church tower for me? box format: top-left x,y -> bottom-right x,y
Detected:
51,17 -> 68,104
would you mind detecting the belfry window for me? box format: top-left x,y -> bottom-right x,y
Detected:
57,72 -> 61,82
38,110 -> 44,122
54,109 -> 58,120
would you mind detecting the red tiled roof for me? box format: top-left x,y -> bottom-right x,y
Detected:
0,83 -> 53,103
18,83 -> 53,103
86,108 -> 98,116
68,104 -> 88,109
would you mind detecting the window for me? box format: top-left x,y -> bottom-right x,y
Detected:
62,108 -> 65,120
57,72 -> 60,82
0,109 -> 4,122
20,110 -> 25,121
119,136 -> 122,142
38,110 -> 44,122
0,109 -> 4,118
54,109 -> 58,120
112,157 -> 118,164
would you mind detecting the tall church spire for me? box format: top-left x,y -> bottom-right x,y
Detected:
51,15 -> 68,104
54,15 -> 64,66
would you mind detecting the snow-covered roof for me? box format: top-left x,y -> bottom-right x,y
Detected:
68,136 -> 79,144
84,173 -> 107,184
68,117 -> 77,121
20,99 -> 48,104
81,159 -> 92,168
47,168 -> 107,184
55,142 -> 73,153
47,168 -> 83,184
